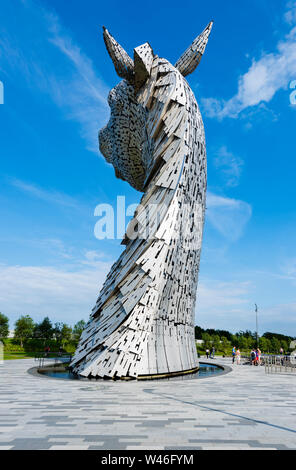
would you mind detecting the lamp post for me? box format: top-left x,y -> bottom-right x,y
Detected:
255,303 -> 258,348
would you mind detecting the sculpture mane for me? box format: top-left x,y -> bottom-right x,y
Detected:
70,23 -> 213,379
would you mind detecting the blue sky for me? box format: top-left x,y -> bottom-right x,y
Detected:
0,0 -> 296,335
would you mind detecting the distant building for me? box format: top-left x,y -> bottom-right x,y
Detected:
8,330 -> 15,338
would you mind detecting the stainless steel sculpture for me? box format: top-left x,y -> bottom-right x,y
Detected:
70,23 -> 213,379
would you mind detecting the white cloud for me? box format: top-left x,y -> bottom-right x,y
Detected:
261,302 -> 296,323
206,192 -> 252,241
36,238 -> 75,260
202,7 -> 296,119
82,250 -> 111,267
213,146 -> 244,187
0,258 -> 112,327
0,0 -> 109,152
195,278 -> 253,331
10,178 -> 86,211
285,1 -> 296,24
253,302 -> 296,336
196,277 -> 296,335
278,257 -> 296,283
2,257 -> 294,335
45,12 -> 110,152
198,279 -> 251,309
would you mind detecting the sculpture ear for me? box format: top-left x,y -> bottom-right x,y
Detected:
175,21 -> 213,77
134,42 -> 154,93
103,27 -> 134,82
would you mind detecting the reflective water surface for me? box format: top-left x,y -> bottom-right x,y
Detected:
38,362 -> 225,381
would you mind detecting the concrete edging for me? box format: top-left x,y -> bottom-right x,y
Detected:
27,360 -> 232,382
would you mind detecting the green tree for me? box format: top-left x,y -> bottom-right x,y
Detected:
73,320 -> 86,341
33,317 -> 53,340
215,330 -> 233,341
61,324 -> 72,347
212,334 -> 221,351
232,335 -> 239,348
54,322 -> 73,347
14,315 -> 35,347
202,333 -> 212,350
259,336 -> 269,353
263,331 -> 294,343
247,336 -> 255,350
0,313 -> 9,339
194,325 -> 204,340
238,336 -> 248,352
53,322 -> 63,343
221,336 -> 230,354
280,340 -> 288,354
265,338 -> 271,353
271,337 -> 281,354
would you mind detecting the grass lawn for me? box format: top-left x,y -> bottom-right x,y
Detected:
3,352 -> 36,360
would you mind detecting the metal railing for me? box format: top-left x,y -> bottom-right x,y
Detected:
35,352 -> 73,368
264,354 -> 296,374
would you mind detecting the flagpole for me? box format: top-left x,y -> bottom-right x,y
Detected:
255,303 -> 258,348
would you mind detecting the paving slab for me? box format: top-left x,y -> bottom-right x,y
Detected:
0,358 -> 295,450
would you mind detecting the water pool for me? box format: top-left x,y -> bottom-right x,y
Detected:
37,362 -> 225,381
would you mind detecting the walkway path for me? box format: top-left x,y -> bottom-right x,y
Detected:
0,358 -> 295,450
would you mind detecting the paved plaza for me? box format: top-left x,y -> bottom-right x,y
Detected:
0,358 -> 295,450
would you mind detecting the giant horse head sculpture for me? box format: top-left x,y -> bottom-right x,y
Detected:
100,23 -> 212,191
70,24 -> 213,380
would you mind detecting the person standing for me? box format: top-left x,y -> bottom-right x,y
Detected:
211,347 -> 215,359
257,347 -> 261,365
255,348 -> 259,365
205,348 -> 209,359
232,346 -> 236,364
251,349 -> 256,365
236,348 -> 241,365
